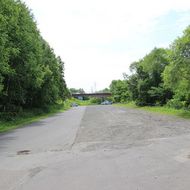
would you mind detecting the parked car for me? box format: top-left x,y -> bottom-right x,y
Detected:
101,100 -> 112,105
71,102 -> 78,107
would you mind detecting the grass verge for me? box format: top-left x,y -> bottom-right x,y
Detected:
0,98 -> 94,133
67,98 -> 92,106
0,101 -> 72,133
116,102 -> 190,119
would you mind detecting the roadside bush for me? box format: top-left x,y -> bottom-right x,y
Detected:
166,99 -> 185,110
90,98 -> 102,104
0,112 -> 18,121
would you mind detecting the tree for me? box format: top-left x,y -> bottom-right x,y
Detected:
97,88 -> 110,93
110,80 -> 130,103
127,48 -> 172,106
163,26 -> 190,107
0,0 -> 68,112
70,88 -> 85,94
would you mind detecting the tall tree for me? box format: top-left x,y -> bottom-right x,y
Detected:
128,48 -> 172,106
110,80 -> 130,103
0,0 -> 68,111
163,26 -> 190,107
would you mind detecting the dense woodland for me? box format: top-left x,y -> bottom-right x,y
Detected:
0,0 -> 69,113
110,25 -> 190,109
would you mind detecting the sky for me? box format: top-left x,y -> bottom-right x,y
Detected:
23,0 -> 190,92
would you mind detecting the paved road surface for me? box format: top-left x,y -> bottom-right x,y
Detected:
1,105 -> 190,190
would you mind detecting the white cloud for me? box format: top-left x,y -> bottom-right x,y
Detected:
23,0 -> 190,92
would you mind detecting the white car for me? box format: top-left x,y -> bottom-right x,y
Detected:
101,100 -> 112,105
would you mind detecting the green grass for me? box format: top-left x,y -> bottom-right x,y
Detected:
66,98 -> 92,106
116,102 -> 190,119
0,98 -> 95,133
67,97 -> 104,106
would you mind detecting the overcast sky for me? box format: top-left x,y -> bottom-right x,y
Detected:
23,0 -> 190,92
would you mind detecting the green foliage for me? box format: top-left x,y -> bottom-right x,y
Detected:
66,98 -> 92,106
104,96 -> 114,102
163,26 -> 190,107
166,99 -> 186,110
66,98 -> 102,106
127,48 -> 172,106
110,80 -> 130,103
110,26 -> 190,110
97,88 -> 110,93
116,103 -> 190,119
70,88 -> 85,94
90,97 -> 102,104
0,0 -> 68,113
126,74 -> 138,101
0,102 -> 70,133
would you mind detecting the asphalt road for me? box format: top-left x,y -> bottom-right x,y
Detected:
1,105 -> 190,190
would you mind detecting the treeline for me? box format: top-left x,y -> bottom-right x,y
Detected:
110,25 -> 190,109
70,88 -> 85,94
0,0 -> 69,113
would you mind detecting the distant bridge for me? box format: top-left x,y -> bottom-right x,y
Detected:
72,93 -> 112,99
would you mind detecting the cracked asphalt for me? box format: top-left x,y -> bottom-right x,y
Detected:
1,105 -> 190,190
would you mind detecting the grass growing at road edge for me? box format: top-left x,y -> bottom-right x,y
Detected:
116,102 -> 190,119
66,98 -> 92,106
0,98 -> 102,133
0,101 -> 71,133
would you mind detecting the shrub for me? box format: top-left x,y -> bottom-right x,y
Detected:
166,99 -> 185,109
90,98 -> 102,104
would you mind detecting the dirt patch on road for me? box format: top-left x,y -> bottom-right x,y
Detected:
17,150 -> 31,155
